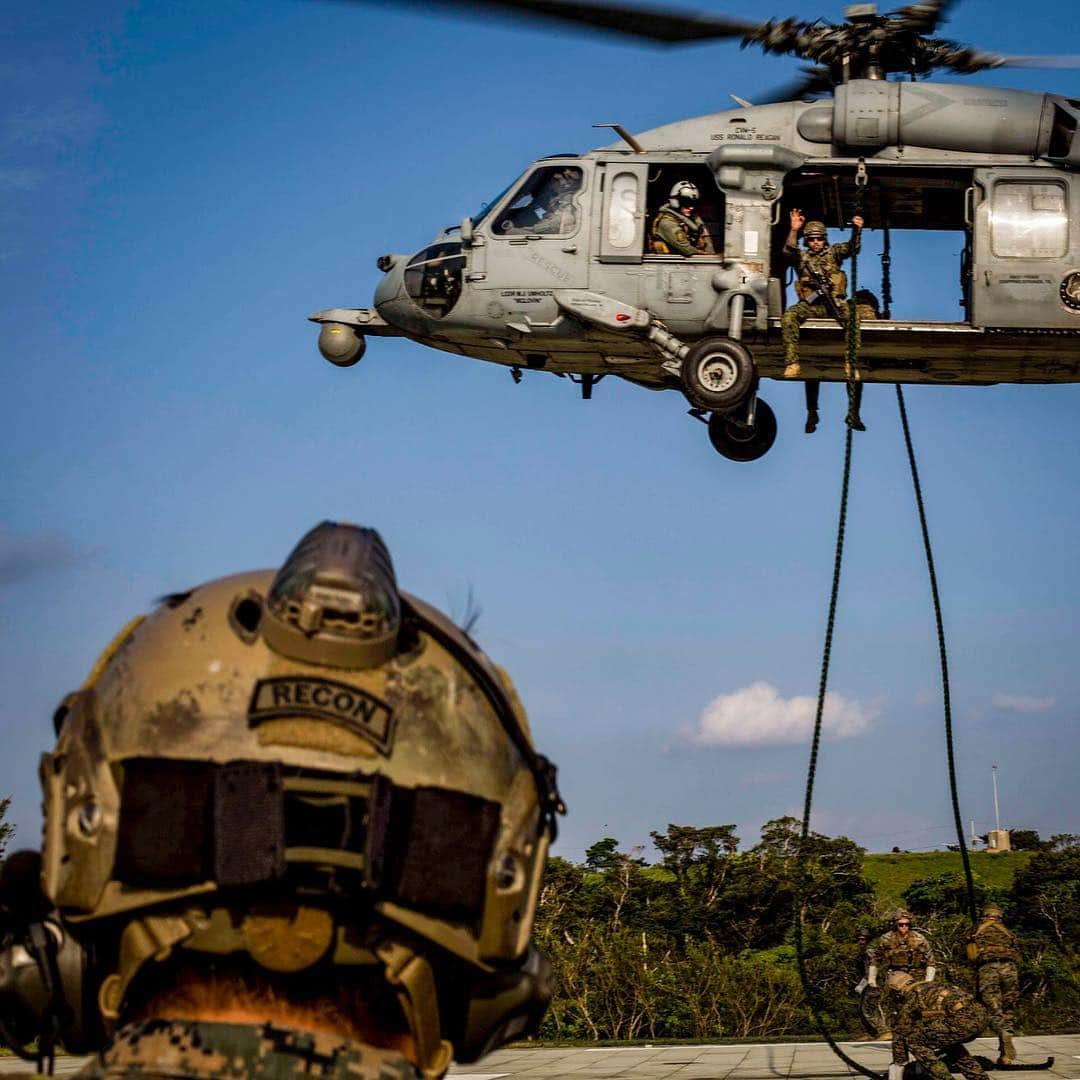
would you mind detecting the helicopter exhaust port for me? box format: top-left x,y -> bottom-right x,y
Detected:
317,322 -> 366,367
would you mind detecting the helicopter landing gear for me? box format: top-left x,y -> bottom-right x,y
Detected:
706,397 -> 777,462
680,337 -> 755,412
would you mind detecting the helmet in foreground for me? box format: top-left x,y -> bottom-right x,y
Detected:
9,522 -> 564,1076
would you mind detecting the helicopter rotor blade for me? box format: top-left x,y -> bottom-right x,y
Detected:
886,0 -> 956,35
921,39 -> 1080,73
755,65 -> 833,104
350,0 -> 763,45
991,55 -> 1080,69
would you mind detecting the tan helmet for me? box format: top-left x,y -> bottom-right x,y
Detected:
887,971 -> 916,993
39,522 -> 563,1075
983,902 -> 1004,919
894,908 -> 913,924
803,220 -> 828,241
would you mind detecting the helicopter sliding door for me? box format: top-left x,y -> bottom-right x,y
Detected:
970,168 -> 1080,330
477,162 -> 589,292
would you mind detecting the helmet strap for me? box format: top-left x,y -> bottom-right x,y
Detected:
376,940 -> 453,1080
98,912 -> 200,1026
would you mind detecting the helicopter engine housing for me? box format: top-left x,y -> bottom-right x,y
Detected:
797,80 -> 1080,166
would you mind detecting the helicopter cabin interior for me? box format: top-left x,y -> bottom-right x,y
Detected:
776,166 -> 976,321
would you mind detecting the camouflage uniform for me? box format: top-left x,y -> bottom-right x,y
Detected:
649,207 -> 715,256
968,916 -> 1020,1056
892,982 -> 990,1080
873,928 -> 935,1028
57,1019 -> 420,1080
780,231 -> 861,361
872,928 -> 934,982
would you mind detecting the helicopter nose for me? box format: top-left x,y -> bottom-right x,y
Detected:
374,255 -> 407,308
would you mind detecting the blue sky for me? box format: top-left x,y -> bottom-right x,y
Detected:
3,0 -> 1079,863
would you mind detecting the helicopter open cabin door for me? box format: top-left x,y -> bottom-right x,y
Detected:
970,167 -> 1080,330
478,161 -> 589,293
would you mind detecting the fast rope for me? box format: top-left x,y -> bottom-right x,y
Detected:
882,193 -> 976,923
793,167 -> 883,1080
895,386 -> 978,925
793,171 -> 978,1079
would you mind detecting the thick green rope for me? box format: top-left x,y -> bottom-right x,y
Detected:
895,386 -> 978,924
793,187 -> 883,1079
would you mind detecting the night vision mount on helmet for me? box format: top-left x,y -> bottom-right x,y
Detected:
0,522 -> 564,1077
311,0 -> 1080,462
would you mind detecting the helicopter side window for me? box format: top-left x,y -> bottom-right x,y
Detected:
492,166 -> 584,238
644,165 -> 723,258
607,172 -> 639,249
991,182 -> 1068,259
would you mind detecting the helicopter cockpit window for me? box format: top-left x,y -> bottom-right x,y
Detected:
991,182 -> 1068,259
471,182 -> 514,228
403,242 -> 465,318
492,166 -> 583,237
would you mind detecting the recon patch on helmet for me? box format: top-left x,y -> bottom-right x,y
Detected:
248,676 -> 394,754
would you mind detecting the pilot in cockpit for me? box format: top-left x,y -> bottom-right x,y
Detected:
501,166 -> 583,236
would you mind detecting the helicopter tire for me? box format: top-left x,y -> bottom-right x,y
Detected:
707,399 -> 777,462
680,338 -> 755,412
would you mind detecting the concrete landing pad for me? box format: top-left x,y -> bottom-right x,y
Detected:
5,1035 -> 1078,1078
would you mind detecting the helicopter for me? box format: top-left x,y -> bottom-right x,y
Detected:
309,0 -> 1080,461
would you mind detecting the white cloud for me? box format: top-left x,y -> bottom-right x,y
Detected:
991,693 -> 1055,714
687,681 -> 879,748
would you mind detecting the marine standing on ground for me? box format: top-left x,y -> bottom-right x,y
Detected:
968,903 -> 1021,1064
870,910 -> 936,1029
781,208 -> 865,433
888,971 -> 990,1080
0,520 -> 563,1080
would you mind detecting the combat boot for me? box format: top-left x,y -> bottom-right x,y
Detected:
845,411 -> 866,432
998,1033 -> 1017,1065
805,409 -> 819,434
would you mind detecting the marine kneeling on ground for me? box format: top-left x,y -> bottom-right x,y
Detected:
0,520 -> 564,1080
888,971 -> 990,1080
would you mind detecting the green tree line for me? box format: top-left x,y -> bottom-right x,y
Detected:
534,821 -> 1080,1041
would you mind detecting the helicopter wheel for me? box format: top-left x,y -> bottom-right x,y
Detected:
680,338 -> 755,412
707,399 -> 777,462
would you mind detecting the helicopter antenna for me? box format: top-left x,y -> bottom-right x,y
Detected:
593,123 -> 644,152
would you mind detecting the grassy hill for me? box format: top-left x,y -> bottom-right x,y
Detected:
862,849 -> 1032,908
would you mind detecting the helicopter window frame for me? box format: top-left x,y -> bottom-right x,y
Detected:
607,171 -> 640,251
990,179 -> 1069,260
642,163 -> 725,261
488,164 -> 586,241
